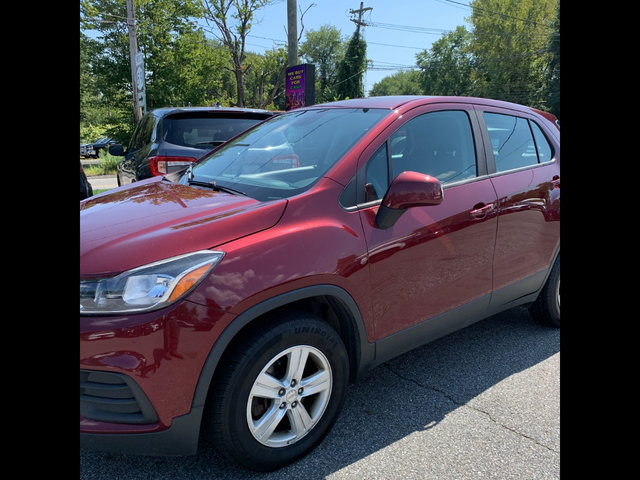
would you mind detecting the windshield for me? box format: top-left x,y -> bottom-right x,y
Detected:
179,108 -> 389,201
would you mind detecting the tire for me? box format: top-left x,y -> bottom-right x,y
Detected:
529,253 -> 560,327
205,312 -> 349,471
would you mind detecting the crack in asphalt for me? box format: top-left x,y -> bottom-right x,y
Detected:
382,363 -> 559,455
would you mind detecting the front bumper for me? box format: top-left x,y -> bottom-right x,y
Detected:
80,406 -> 204,456
80,300 -> 229,455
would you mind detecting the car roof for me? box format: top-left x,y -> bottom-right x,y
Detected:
309,95 -> 554,119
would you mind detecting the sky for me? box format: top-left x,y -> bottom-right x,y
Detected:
196,0 -> 473,96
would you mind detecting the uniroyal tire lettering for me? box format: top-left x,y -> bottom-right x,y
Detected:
294,326 -> 337,348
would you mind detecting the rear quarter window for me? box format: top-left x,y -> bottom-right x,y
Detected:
483,112 -> 538,173
530,121 -> 554,163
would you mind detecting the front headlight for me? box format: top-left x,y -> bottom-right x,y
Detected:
80,250 -> 225,315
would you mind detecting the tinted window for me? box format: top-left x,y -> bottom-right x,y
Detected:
391,111 -> 477,185
162,116 -> 266,149
483,113 -> 538,173
141,115 -> 156,145
530,121 -> 553,163
129,115 -> 152,150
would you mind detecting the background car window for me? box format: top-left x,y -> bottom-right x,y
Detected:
364,145 -> 388,202
391,111 -> 477,185
163,117 -> 265,148
141,114 -> 155,145
483,113 -> 538,173
129,115 -> 151,150
530,121 -> 553,163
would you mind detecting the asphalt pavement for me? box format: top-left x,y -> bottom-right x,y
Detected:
80,306 -> 560,480
87,175 -> 118,191
82,159 -> 119,191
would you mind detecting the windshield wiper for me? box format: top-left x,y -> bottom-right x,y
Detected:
188,177 -> 247,197
195,140 -> 226,146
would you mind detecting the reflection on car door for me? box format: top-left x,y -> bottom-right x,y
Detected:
474,106 -> 561,308
358,105 -> 498,342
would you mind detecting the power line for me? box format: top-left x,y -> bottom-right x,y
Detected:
369,22 -> 447,35
368,41 -> 424,50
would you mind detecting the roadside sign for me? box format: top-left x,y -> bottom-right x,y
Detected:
285,64 -> 315,111
135,52 -> 146,114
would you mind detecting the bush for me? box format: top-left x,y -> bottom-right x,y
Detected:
88,149 -> 120,175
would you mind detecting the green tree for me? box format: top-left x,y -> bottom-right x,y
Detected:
467,0 -> 558,107
80,31 -> 99,123
300,25 -> 346,103
201,0 -> 273,107
141,21 -> 229,108
81,0 -> 228,141
335,30 -> 367,100
369,70 -> 423,96
244,47 -> 288,109
416,26 -> 474,96
542,0 -> 559,119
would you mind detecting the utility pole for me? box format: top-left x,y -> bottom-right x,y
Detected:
349,2 -> 372,35
126,0 -> 143,123
287,0 -> 298,68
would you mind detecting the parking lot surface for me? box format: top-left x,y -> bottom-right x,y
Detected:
80,306 -> 559,480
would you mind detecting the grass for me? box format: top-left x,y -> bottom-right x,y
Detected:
84,149 -> 118,196
84,149 -> 119,176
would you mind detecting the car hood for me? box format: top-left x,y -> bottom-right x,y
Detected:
80,177 -> 287,277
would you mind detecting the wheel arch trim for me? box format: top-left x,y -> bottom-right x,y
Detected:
191,285 -> 375,410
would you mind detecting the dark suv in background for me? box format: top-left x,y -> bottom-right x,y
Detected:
109,106 -> 275,185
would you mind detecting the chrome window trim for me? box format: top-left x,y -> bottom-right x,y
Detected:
487,156 -> 557,179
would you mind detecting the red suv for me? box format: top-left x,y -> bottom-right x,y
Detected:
80,96 -> 560,471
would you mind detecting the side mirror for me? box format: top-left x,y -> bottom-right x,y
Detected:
109,144 -> 126,156
375,171 -> 443,229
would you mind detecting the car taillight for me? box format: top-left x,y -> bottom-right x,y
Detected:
148,156 -> 197,176
268,154 -> 300,168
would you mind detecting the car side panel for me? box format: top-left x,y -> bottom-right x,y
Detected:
354,103 -> 498,341
488,166 -> 560,296
361,179 -> 498,340
187,178 -> 376,341
473,105 -> 560,300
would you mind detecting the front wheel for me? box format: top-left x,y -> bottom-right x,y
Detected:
206,312 -> 349,471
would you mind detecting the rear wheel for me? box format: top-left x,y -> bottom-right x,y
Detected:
529,253 -> 560,327
206,312 -> 349,471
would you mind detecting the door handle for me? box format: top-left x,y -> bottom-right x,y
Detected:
469,203 -> 495,219
551,175 -> 560,189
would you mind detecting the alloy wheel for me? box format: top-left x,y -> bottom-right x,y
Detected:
246,345 -> 332,448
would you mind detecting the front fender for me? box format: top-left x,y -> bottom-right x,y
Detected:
190,285 -> 375,411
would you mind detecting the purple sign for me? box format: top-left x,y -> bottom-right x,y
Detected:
286,65 -> 308,111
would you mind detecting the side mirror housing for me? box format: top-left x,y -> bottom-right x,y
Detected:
109,144 -> 126,156
375,171 -> 443,229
